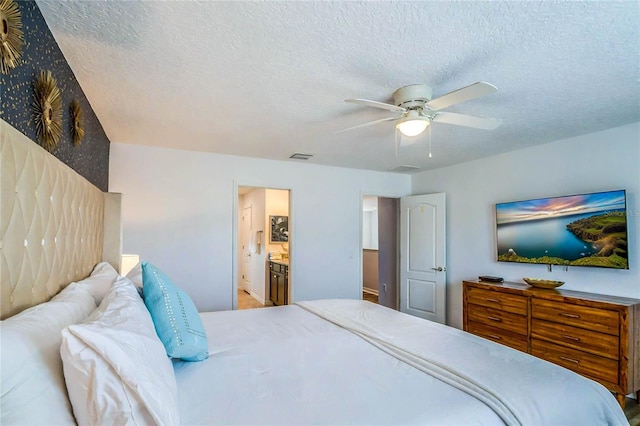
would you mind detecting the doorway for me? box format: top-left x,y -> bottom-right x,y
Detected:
361,193 -> 447,322
236,186 -> 291,310
361,195 -> 399,310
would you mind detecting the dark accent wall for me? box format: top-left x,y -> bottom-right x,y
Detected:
0,0 -> 109,191
377,197 -> 398,310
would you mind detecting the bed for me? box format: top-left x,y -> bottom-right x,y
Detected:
0,118 -> 629,425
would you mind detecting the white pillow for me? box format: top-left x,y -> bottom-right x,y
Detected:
73,261 -> 120,304
0,283 -> 97,425
61,276 -> 180,426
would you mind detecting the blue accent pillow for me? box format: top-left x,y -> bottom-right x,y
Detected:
141,261 -> 208,361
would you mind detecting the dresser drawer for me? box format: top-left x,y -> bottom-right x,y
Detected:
466,287 -> 527,315
467,305 -> 527,336
531,299 -> 619,336
531,339 -> 619,385
467,321 -> 528,352
531,319 -> 619,360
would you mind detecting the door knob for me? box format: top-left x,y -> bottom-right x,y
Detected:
431,267 -> 446,272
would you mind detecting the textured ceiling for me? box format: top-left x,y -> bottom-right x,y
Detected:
37,1 -> 640,173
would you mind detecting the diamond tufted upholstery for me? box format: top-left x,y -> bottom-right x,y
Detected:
1,119 -> 105,319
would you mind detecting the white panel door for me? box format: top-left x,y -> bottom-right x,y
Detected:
400,193 -> 446,323
240,206 -> 252,293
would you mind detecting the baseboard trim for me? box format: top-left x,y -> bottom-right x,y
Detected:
250,291 -> 266,305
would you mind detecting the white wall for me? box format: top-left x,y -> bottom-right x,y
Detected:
362,196 -> 379,250
412,122 -> 640,328
362,210 -> 379,250
109,143 -> 411,311
362,212 -> 372,248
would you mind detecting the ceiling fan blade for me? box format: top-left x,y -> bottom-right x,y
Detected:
345,98 -> 407,113
335,116 -> 398,134
433,112 -> 501,130
425,82 -> 497,111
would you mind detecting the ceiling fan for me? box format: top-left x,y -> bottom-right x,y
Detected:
337,82 -> 501,137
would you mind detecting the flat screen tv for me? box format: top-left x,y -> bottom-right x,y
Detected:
496,190 -> 629,269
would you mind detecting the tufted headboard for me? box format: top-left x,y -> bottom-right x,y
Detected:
0,119 -> 121,319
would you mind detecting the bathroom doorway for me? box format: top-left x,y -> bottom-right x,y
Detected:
236,186 -> 291,310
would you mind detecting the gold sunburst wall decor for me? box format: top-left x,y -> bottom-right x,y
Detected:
32,70 -> 63,152
0,0 -> 24,74
70,100 -> 85,145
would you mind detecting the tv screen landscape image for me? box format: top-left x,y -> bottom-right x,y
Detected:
496,190 -> 628,269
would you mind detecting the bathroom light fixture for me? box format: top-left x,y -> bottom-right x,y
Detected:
395,111 -> 430,137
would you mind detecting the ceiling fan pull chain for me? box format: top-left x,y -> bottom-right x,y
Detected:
395,127 -> 399,159
428,123 -> 433,158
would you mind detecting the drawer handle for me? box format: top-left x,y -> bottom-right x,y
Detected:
560,356 -> 580,364
486,298 -> 500,303
561,334 -> 581,342
559,312 -> 580,319
487,334 -> 502,340
487,316 -> 502,322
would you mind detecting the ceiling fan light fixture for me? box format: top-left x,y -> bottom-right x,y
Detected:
396,113 -> 430,137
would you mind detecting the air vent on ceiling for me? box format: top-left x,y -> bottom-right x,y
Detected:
289,153 -> 314,160
388,165 -> 421,173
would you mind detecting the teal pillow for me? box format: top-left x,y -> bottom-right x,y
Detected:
141,261 -> 208,361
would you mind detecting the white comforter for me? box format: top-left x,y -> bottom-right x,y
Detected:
174,300 -> 627,425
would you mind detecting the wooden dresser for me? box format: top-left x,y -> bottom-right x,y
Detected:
463,280 -> 640,407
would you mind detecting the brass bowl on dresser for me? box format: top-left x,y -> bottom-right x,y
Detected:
523,278 -> 565,289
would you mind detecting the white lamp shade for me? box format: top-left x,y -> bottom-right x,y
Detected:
397,119 -> 429,137
121,254 -> 140,275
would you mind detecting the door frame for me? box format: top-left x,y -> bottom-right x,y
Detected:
232,181 -> 293,310
359,191 -> 403,309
